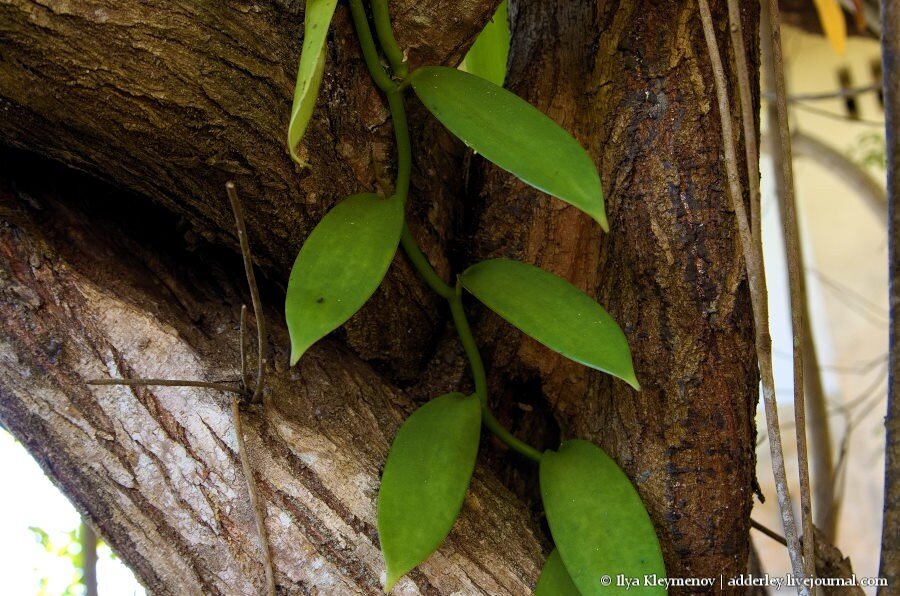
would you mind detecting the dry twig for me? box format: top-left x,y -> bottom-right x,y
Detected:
240,304 -> 250,391
695,0 -> 806,591
88,182 -> 276,595
227,182 -> 268,403
762,83 -> 882,103
87,378 -> 244,394
726,0 -> 763,251
761,0 -> 817,583
232,394 -> 276,596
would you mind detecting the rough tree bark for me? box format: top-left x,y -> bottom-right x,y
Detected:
879,0 -> 899,590
471,0 -> 759,586
0,155 -> 543,594
0,0 -> 498,380
0,0 -> 773,593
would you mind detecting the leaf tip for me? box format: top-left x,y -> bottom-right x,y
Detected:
591,195 -> 609,232
596,210 -> 609,233
581,196 -> 608,232
289,340 -> 310,367
384,568 -> 402,593
620,367 -> 640,390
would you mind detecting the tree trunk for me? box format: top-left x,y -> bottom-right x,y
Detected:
879,0 -> 900,590
0,0 -> 498,380
0,153 -> 543,594
472,0 -> 759,587
1,0 -> 765,593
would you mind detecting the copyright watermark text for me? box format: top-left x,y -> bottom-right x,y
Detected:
599,573 -> 888,590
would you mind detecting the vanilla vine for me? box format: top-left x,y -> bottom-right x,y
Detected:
285,1 -> 665,593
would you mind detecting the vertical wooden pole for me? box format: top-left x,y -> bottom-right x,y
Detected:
879,1 -> 900,592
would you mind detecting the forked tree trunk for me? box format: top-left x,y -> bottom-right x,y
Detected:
1,0 -> 762,593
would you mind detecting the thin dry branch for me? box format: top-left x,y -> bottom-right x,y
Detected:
752,518 -> 789,547
233,300 -> 276,593
240,304 -> 250,392
87,378 -> 244,394
762,83 -> 882,103
231,395 -> 276,596
761,134 -> 839,541
227,182 -> 267,403
695,0 -> 806,592
801,320 -> 837,539
729,7 -> 830,547
726,0 -> 763,251
87,183 -> 276,593
761,0 -> 817,584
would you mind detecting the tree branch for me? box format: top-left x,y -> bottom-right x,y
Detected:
0,0 -> 499,377
0,157 -> 543,594
696,0 -> 806,590
761,0 -> 817,586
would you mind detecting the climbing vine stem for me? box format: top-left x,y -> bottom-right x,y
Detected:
400,224 -> 454,298
370,0 -> 408,78
350,0 -> 543,464
387,89 -> 412,199
450,282 -> 543,463
348,0 -> 395,93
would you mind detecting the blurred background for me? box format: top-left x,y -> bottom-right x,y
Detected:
754,21 -> 887,593
0,430 -> 144,594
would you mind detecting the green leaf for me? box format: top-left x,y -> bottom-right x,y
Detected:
534,549 -> 581,596
460,259 -> 638,389
286,193 -> 403,365
287,0 -> 338,165
410,66 -> 607,230
378,393 -> 482,592
460,1 -> 509,87
540,440 -> 666,596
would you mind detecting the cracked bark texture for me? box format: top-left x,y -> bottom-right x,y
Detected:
0,0 -> 774,593
0,0 -> 497,380
469,0 -> 759,590
0,155 -> 543,594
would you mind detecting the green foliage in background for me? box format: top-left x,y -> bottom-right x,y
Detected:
851,132 -> 887,171
28,525 -> 95,596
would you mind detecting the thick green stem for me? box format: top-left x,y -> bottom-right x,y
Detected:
350,0 -> 410,200
401,224 -> 453,298
386,89 -> 411,200
351,0 -> 543,464
370,0 -> 408,78
482,407 -> 544,462
449,287 -> 489,401
450,285 -> 543,463
348,0 -> 395,93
